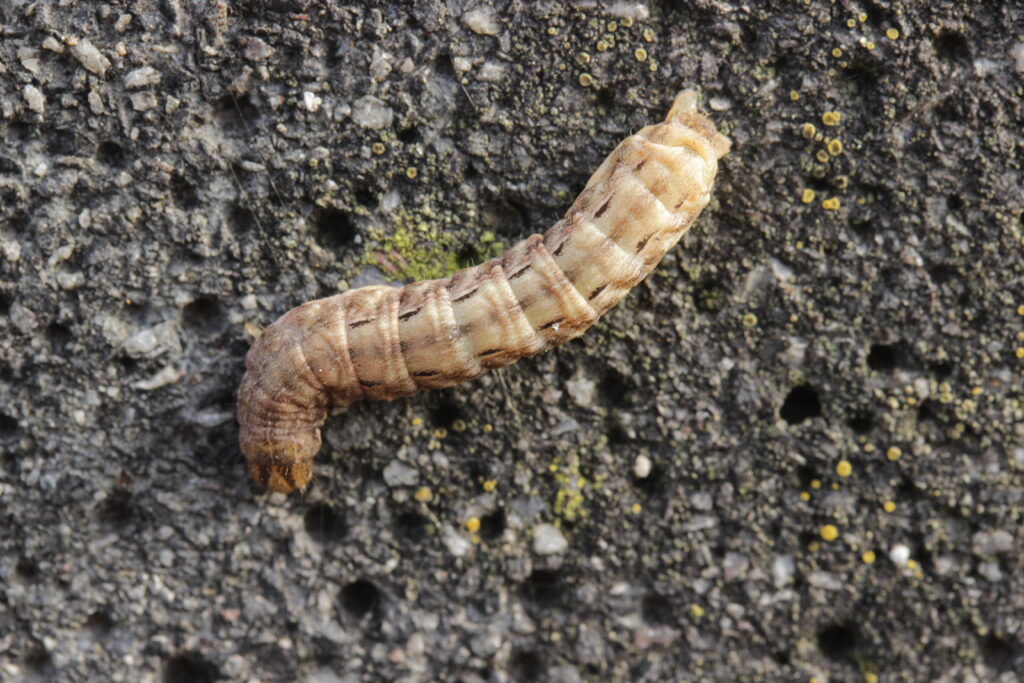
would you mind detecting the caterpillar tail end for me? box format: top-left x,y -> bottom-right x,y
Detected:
667,89 -> 732,161
241,429 -> 320,494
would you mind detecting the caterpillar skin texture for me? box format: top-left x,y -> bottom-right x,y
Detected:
237,91 -> 730,493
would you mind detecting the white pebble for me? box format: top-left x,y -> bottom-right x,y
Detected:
130,92 -> 158,111
22,84 -> 44,114
633,455 -> 652,479
532,523 -> 568,555
132,365 -> 183,391
771,554 -> 795,587
70,38 -> 110,77
88,90 -> 105,114
125,66 -> 161,88
302,91 -> 322,112
382,460 -> 419,487
441,524 -> 471,557
462,7 -> 499,35
350,95 -> 393,129
606,2 -> 650,20
889,543 -> 911,566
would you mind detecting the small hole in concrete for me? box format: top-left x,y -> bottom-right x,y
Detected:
339,579 -> 379,617
780,385 -> 821,424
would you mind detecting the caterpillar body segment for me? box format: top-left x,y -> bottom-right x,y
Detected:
238,91 -> 731,493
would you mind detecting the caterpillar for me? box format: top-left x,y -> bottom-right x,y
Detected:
237,90 -> 730,493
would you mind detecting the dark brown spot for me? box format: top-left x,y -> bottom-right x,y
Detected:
509,265 -> 531,280
359,380 -> 380,387
588,284 -> 607,300
349,318 -> 373,329
539,318 -> 564,330
635,159 -> 647,171
256,461 -> 271,488
552,241 -> 566,257
412,370 -> 440,377
636,234 -> 652,252
477,348 -> 502,357
398,307 -> 422,321
594,196 -> 614,219
453,287 -> 479,304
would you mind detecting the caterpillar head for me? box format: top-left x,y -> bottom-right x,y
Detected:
242,430 -> 320,493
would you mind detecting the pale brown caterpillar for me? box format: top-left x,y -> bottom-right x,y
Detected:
237,91 -> 730,493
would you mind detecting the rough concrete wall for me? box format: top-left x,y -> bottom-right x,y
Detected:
1,1 -> 1022,681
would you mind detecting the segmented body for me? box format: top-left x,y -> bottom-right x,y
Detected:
237,91 -> 730,493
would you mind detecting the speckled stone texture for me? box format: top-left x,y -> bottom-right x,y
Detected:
1,2 -> 1022,682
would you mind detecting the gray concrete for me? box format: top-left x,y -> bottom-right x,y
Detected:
1,1 -> 1022,681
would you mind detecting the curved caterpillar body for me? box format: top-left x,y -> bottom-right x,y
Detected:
237,91 -> 730,493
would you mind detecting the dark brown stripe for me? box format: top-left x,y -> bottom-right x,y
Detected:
412,370 -> 440,377
539,318 -> 564,330
398,307 -> 422,321
594,196 -> 613,219
552,240 -> 567,256
635,159 -> 647,171
588,284 -> 607,300
349,318 -> 374,328
509,265 -> 531,280
453,287 -> 479,304
359,380 -> 380,387
477,348 -> 502,357
636,234 -> 652,252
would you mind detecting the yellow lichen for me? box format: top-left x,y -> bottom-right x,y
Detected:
578,72 -> 594,87
801,188 -> 816,204
361,206 -> 464,282
827,139 -> 843,156
822,197 -> 841,210
414,486 -> 433,502
886,28 -> 900,40
466,516 -> 481,532
862,550 -> 876,564
822,111 -> 842,126
820,524 -> 839,541
836,460 -> 852,477
886,446 -> 902,461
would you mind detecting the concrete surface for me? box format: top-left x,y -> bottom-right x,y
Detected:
1,1 -> 1022,681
